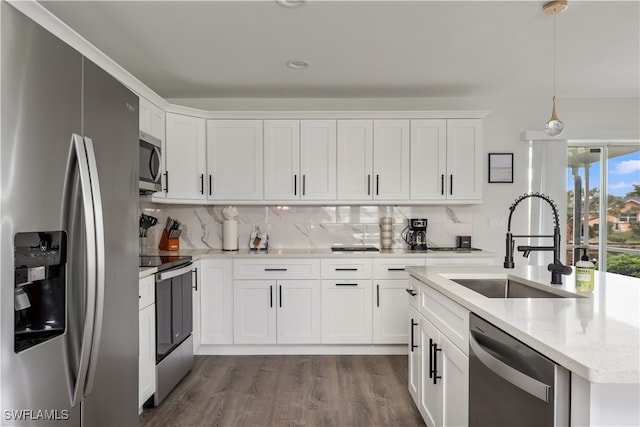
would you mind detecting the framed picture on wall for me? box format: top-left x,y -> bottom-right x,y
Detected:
488,153 -> 514,183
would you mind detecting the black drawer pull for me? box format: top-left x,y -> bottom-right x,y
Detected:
335,268 -> 358,271
264,268 -> 288,271
405,288 -> 417,297
387,268 -> 405,271
336,283 -> 358,286
410,319 -> 418,351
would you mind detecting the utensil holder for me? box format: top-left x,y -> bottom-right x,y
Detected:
158,229 -> 179,251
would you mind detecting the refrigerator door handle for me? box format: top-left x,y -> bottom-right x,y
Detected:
81,136 -> 106,398
69,134 -> 98,407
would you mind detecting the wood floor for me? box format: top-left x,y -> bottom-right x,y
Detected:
140,355 -> 425,427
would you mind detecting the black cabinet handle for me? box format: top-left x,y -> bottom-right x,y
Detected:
388,268 -> 405,271
405,288 -> 417,297
335,268 -> 358,271
192,268 -> 198,291
209,174 -> 212,196
376,284 -> 380,307
433,343 -> 442,384
302,174 -> 306,196
429,338 -> 434,379
270,285 -> 273,308
449,174 -> 453,195
336,283 -> 358,286
164,171 -> 169,193
200,174 -> 204,194
367,174 -> 371,196
376,174 -> 380,196
294,174 -> 297,196
265,268 -> 288,272
279,285 -> 282,308
410,319 -> 418,352
440,174 -> 444,195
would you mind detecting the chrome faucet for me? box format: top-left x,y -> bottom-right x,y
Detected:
503,192 -> 572,284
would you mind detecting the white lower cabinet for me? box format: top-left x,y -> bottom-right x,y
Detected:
321,280 -> 372,344
199,259 -> 233,345
138,275 -> 155,410
373,280 -> 409,343
234,279 -> 320,344
410,277 -> 469,427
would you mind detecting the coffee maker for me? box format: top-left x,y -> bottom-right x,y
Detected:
402,218 -> 428,251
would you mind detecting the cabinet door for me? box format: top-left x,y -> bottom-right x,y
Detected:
207,120 -> 263,200
373,280 -> 409,344
373,120 -> 410,200
337,120 -> 373,200
276,280 -> 321,344
408,306 -> 421,406
138,304 -> 156,408
200,259 -> 233,345
233,280 -> 276,344
139,97 -> 153,136
446,119 -> 482,200
419,317 -> 440,427
321,280 -> 372,344
300,120 -> 336,200
165,113 -> 206,201
410,119 -> 447,200
440,334 -> 469,427
264,120 -> 300,200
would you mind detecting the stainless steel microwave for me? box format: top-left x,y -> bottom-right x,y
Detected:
139,131 -> 162,194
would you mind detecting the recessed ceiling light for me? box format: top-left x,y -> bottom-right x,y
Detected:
286,60 -> 310,70
275,0 -> 307,8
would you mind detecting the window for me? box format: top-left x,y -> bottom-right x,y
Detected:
567,143 -> 640,278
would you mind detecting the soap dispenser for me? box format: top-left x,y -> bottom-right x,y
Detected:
575,249 -> 595,292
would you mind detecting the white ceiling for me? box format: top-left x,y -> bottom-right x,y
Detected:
40,1 -> 640,100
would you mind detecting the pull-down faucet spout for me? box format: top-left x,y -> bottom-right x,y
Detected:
503,193 -> 572,284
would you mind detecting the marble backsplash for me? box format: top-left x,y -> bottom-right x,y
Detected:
139,202 -> 473,251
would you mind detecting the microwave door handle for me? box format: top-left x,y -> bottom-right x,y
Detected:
81,137 -> 106,398
69,134 -> 98,407
150,145 -> 161,182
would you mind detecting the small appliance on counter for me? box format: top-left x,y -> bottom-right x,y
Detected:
401,218 -> 428,251
457,235 -> 472,249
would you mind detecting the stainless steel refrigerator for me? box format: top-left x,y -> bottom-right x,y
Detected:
1,3 -> 139,426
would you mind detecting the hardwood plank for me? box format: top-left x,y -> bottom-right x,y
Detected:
140,355 -> 425,427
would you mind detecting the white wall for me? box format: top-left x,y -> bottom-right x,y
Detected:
165,96 -> 639,259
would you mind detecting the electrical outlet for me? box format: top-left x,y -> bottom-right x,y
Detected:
488,217 -> 506,228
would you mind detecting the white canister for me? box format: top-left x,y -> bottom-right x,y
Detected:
222,219 -> 238,251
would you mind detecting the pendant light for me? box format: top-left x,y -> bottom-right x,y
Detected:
543,0 -> 568,137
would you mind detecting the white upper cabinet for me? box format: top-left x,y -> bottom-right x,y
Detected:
337,120 -> 374,200
337,120 -> 409,201
165,113 -> 206,201
207,120 -> 263,200
139,97 -> 165,141
373,120 -> 410,200
264,120 -> 300,200
300,120 -> 336,200
264,120 -> 336,201
446,119 -> 483,200
410,119 -> 482,201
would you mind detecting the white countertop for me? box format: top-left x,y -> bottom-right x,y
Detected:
406,264 -> 640,384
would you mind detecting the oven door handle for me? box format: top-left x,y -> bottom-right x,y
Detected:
156,263 -> 194,281
470,330 -> 550,403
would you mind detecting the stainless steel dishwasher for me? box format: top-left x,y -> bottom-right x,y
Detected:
469,313 -> 570,427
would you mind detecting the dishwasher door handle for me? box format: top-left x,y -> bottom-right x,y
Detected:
470,331 -> 551,403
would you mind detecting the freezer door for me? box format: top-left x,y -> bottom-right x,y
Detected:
1,3 -> 82,425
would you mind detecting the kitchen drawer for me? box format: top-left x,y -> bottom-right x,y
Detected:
233,258 -> 320,280
413,276 -> 469,354
372,258 -> 426,279
321,258 -> 372,279
139,275 -> 155,310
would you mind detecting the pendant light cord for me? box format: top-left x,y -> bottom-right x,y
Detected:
553,13 -> 557,96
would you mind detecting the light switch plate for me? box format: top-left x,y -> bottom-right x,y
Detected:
488,217 -> 505,228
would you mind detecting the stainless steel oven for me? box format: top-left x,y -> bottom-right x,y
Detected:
469,313 -> 570,427
140,256 -> 195,406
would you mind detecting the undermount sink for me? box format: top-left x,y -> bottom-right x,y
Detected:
450,278 -> 582,299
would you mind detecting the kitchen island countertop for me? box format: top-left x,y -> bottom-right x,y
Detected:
406,264 -> 640,384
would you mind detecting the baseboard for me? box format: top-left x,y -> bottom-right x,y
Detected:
196,344 -> 408,356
